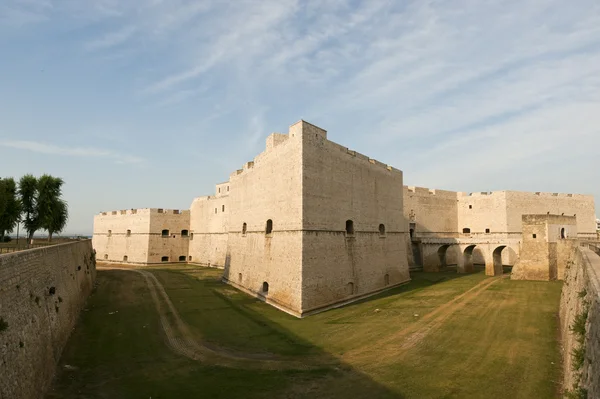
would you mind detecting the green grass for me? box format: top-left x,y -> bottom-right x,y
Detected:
49,268 -> 563,398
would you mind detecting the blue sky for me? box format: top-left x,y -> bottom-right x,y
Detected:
1,0 -> 599,235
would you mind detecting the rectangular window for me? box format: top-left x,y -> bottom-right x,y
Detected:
533,234 -> 537,239
469,205 -> 473,209
222,205 -> 225,212
485,228 -> 490,233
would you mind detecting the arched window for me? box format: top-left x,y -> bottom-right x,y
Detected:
161,229 -> 169,237
379,224 -> 386,236
262,281 -> 269,294
104,254 -> 108,260
126,229 -> 131,237
107,230 -> 112,237
560,228 -> 566,239
161,256 -> 169,262
462,228 -> 471,234
242,223 -> 247,235
347,282 -> 354,295
188,256 -> 193,261
181,230 -> 189,237
123,255 -> 128,261
179,255 -> 186,262
346,220 -> 354,235
266,219 -> 273,235
238,273 -> 243,282
410,228 -> 415,238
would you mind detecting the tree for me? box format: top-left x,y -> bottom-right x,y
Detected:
37,175 -> 68,241
0,178 -> 21,241
18,174 -> 39,244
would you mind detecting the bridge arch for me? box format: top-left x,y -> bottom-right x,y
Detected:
491,245 -> 518,276
461,245 -> 477,273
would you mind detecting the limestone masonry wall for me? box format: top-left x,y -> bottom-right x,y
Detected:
301,125 -> 409,313
560,245 -> 600,397
0,240 -> 96,399
225,127 -> 304,314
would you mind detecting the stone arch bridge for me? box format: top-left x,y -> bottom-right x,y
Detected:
412,235 -> 522,276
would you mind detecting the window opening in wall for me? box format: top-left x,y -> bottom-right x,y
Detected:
227,186 -> 230,191
238,273 -> 242,282
161,256 -> 169,262
158,209 -> 163,213
463,228 -> 471,234
533,234 -> 537,239
266,219 -> 273,235
469,205 -> 473,209
215,208 -> 217,214
104,254 -> 108,260
560,228 -> 566,239
242,223 -> 247,235
179,256 -> 186,262
218,188 -> 221,193
108,230 -> 112,237
379,224 -> 386,236
190,233 -> 194,240
188,256 -> 192,261
485,228 -> 490,233
126,229 -> 131,237
262,282 -> 269,294
222,205 -> 225,212
123,255 -> 128,261
384,274 -> 390,286
162,229 -> 169,237
346,220 -> 355,235
347,282 -> 354,295
409,223 -> 416,239
181,230 -> 189,237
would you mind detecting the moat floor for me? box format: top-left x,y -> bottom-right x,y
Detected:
47,265 -> 562,399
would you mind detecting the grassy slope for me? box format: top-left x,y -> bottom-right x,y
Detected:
48,268 -> 562,398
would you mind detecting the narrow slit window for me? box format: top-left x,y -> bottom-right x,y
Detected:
346,220 -> 354,235
266,219 -> 273,235
242,223 -> 247,235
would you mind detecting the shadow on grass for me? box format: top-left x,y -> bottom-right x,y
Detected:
50,269 -> 405,399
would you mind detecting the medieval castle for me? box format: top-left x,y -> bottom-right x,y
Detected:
93,120 -> 597,317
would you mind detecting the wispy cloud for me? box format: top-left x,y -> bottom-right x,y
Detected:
0,140 -> 145,165
84,26 -> 136,51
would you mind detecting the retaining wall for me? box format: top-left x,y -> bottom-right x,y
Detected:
0,240 -> 96,399
560,244 -> 600,397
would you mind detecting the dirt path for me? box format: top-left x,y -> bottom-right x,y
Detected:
99,266 -> 324,370
344,276 -> 502,365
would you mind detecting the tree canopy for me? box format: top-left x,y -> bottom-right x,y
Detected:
0,174 -> 69,243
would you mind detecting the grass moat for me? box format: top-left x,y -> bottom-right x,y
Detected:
47,265 -> 563,399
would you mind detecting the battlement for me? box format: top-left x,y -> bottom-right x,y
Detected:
289,120 -> 327,139
328,140 -> 400,173
98,208 -> 190,216
405,186 -> 459,197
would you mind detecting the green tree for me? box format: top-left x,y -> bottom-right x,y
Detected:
37,175 -> 68,241
18,174 -> 39,244
0,177 -> 22,241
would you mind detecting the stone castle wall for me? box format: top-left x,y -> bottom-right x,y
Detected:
512,214 -> 578,281
301,124 -> 409,313
0,241 -> 96,399
93,208 -> 189,264
189,195 -> 229,267
560,245 -> 600,397
225,128 -> 304,315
